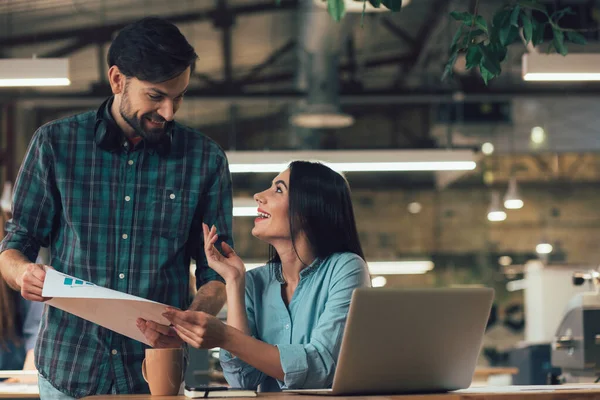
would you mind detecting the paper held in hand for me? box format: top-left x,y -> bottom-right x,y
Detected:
42,268 -> 172,346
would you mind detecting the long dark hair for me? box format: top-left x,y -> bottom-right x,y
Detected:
269,160 -> 365,265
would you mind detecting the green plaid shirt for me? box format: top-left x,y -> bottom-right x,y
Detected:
0,98 -> 233,397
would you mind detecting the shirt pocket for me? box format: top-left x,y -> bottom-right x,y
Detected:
152,189 -> 189,240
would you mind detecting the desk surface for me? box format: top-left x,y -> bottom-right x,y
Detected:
82,386 -> 600,400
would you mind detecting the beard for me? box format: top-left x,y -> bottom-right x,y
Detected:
119,89 -> 168,146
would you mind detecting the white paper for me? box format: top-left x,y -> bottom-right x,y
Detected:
42,268 -> 172,346
458,384 -> 600,394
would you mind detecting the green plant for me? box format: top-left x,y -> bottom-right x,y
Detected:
279,0 -> 588,84
444,0 -> 587,84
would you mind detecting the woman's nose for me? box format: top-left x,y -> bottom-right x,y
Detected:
253,193 -> 264,204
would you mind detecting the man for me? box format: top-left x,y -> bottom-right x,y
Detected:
0,17 -> 232,398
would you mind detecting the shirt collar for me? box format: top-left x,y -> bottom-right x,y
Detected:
271,257 -> 323,284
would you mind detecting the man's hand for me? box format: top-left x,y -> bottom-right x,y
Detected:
136,318 -> 183,348
16,264 -> 52,302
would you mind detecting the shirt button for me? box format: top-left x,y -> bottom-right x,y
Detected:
111,349 -> 118,355
285,324 -> 290,329
128,160 -> 134,165
122,234 -> 128,239
119,273 -> 125,279
125,196 -> 131,202
169,193 -> 176,200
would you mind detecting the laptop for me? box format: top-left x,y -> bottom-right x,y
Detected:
286,287 -> 494,395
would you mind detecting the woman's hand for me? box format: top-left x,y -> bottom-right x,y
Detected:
203,223 -> 245,284
163,308 -> 227,349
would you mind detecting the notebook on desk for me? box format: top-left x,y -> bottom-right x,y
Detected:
286,287 -> 494,396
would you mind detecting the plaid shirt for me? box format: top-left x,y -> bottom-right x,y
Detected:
0,98 -> 233,397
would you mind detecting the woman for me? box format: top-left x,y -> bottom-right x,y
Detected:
163,161 -> 371,391
0,207 -> 43,384
0,276 -> 42,381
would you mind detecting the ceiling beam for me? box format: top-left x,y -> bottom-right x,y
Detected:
0,0 -> 299,48
401,0 -> 454,81
380,17 -> 417,48
12,87 -> 600,107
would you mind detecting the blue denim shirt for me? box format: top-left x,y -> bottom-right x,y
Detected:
220,252 -> 371,391
0,291 -> 43,373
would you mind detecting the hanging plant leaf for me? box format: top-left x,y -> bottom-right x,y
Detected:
450,11 -> 473,22
478,44 -> 502,76
450,27 -> 464,53
510,5 -> 521,27
493,9 -> 512,29
466,45 -> 482,69
328,0 -> 346,22
566,31 -> 586,45
551,7 -> 575,22
475,15 -> 488,32
552,27 -> 567,56
489,41 -> 508,62
531,18 -> 545,45
382,0 -> 402,12
368,0 -> 382,8
498,25 -> 520,46
480,64 -> 495,85
521,13 -> 533,43
442,51 -> 459,81
516,0 -> 547,13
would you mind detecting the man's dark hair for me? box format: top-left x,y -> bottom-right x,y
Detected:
108,16 -> 197,83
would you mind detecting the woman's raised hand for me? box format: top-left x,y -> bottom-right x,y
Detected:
203,223 -> 246,283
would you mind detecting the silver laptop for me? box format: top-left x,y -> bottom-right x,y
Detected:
287,287 -> 494,395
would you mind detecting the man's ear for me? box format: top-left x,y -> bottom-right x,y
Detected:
108,66 -> 125,95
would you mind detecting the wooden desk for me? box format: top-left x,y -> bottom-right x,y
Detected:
84,387 -> 600,400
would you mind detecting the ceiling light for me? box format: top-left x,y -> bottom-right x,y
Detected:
504,176 -> 524,210
487,191 -> 506,222
313,0 -> 412,13
290,104 -> 354,129
0,58 -> 70,87
245,260 -> 434,275
522,53 -> 600,81
407,202 -> 422,214
498,256 -> 513,266
226,149 -> 477,173
371,276 -> 387,287
368,261 -> 434,275
531,126 -> 545,144
481,142 -> 494,155
506,279 -> 527,292
536,242 -> 553,254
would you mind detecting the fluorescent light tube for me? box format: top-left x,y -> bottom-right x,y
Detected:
233,197 -> 256,217
245,261 -> 434,275
522,53 -> 600,82
0,58 -> 70,87
226,150 -> 477,173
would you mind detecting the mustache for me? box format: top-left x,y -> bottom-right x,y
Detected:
144,114 -> 167,123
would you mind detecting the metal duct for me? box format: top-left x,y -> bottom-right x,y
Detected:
289,0 -> 356,148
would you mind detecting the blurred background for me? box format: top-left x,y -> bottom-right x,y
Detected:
2,0 -> 600,388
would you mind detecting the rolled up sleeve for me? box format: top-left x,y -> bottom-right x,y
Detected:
276,255 -> 371,389
0,127 -> 58,262
192,149 -> 233,288
220,277 -> 267,390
